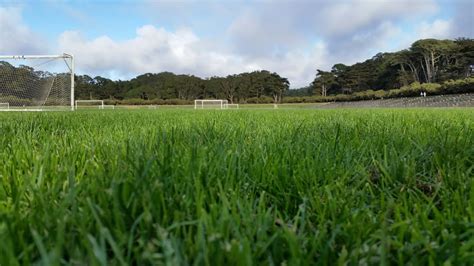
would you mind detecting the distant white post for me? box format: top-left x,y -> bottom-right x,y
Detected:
68,53 -> 75,111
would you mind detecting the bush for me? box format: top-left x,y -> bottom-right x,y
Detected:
147,98 -> 165,105
163,98 -> 192,105
284,96 -> 304,103
103,99 -> 119,105
246,96 -> 274,104
334,78 -> 472,102
441,78 -> 474,94
120,98 -> 149,105
334,94 -> 351,101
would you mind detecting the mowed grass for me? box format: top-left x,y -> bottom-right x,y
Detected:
0,109 -> 473,265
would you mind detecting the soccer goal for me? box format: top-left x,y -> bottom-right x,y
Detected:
226,103 -> 239,109
0,54 -> 74,110
0,102 -> 9,110
194,99 -> 229,109
75,100 -> 104,110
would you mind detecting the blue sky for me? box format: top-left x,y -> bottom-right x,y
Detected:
1,0 -> 473,87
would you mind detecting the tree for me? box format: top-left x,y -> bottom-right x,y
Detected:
252,71 -> 269,101
311,70 -> 335,96
391,50 -> 420,85
268,73 -> 289,103
236,73 -> 252,103
219,75 -> 240,103
411,39 -> 456,83
451,38 -> 474,78
309,38 -> 472,97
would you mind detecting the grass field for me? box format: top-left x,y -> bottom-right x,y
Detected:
0,109 -> 473,264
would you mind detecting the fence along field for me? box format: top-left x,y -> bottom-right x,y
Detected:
0,109 -> 473,264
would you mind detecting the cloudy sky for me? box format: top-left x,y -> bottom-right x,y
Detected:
0,0 -> 473,87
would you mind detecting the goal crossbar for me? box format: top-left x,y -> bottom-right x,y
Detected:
0,54 -> 73,60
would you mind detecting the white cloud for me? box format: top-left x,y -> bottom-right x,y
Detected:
384,19 -> 455,53
328,21 -> 403,64
227,8 -> 304,57
319,0 -> 438,37
58,24 -> 328,87
0,6 -> 46,54
416,19 -> 453,39
220,0 -> 441,81
249,42 -> 329,87
58,26 -> 247,78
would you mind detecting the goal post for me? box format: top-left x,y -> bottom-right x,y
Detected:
0,102 -> 9,110
226,103 -> 239,109
0,53 -> 74,110
194,99 -> 229,109
75,100 -> 105,110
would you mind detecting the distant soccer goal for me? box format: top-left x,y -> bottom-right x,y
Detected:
194,99 -> 229,109
75,100 -> 104,110
0,102 -> 9,110
225,103 -> 239,109
103,105 -> 115,109
0,54 -> 74,111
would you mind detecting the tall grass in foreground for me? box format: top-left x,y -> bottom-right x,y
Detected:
0,109 -> 473,265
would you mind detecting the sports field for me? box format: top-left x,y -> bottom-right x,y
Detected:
0,108 -> 473,264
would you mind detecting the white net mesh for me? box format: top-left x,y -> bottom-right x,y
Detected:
226,104 -> 239,109
194,100 -> 228,109
0,55 -> 72,110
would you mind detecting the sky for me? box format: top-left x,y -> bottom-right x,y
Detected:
0,0 -> 473,88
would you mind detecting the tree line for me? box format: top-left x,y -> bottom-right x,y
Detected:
310,38 -> 474,96
76,70 -> 289,104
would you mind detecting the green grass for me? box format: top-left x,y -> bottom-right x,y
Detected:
0,109 -> 473,265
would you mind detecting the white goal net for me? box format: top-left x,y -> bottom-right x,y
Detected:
226,103 -> 239,109
194,99 -> 229,109
0,102 -> 9,110
0,54 -> 74,110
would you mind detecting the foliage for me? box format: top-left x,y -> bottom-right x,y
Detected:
311,38 -> 474,96
246,96 -> 274,104
74,71 -> 289,104
283,86 -> 313,97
